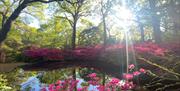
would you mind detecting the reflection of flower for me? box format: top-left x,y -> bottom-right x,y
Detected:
42,65 -> 145,91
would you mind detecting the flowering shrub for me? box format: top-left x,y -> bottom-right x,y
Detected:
24,48 -> 64,61
87,73 -> 100,86
134,42 -> 167,56
39,64 -> 146,91
24,42 -> 168,61
160,42 -> 180,55
42,78 -> 79,91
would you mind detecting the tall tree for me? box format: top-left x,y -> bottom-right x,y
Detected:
148,0 -> 162,43
58,0 -> 90,49
0,0 -> 63,44
57,1 -> 90,90
167,0 -> 180,36
98,0 -> 114,45
137,16 -> 145,42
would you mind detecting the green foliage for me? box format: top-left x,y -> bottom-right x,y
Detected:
41,68 -> 73,84
79,26 -> 103,46
22,2 -> 48,23
0,0 -> 179,63
0,69 -> 37,91
0,74 -> 12,91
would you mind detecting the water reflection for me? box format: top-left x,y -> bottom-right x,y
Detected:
0,67 -> 108,90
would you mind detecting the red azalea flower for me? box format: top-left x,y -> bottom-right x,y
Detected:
133,71 -> 141,76
48,84 -> 54,90
55,85 -> 61,90
110,78 -> 120,85
123,73 -> 133,80
121,81 -> 135,90
97,85 -> 105,91
128,64 -> 135,69
88,73 -> 97,78
56,80 -> 61,85
139,68 -> 146,73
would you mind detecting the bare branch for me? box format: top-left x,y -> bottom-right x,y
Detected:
28,0 -> 62,3
63,13 -> 73,27
64,0 -> 78,5
57,1 -> 74,16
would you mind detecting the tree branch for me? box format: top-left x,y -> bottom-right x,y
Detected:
28,0 -> 63,3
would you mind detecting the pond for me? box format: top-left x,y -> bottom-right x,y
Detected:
0,64 -> 147,91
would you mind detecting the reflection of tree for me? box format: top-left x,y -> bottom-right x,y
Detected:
41,68 -> 73,84
0,68 -> 37,90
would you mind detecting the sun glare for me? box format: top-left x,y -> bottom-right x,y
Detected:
111,6 -> 134,29
109,5 -> 135,36
116,7 -> 133,20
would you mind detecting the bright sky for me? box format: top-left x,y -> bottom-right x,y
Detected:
28,19 -> 40,28
110,5 -> 135,28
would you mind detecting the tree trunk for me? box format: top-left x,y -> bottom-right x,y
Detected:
167,0 -> 180,37
72,16 -> 77,49
1,14 -> 6,27
0,0 -> 61,44
152,16 -> 161,43
0,1 -> 28,44
72,68 -> 76,91
149,0 -> 162,43
173,22 -> 179,35
102,14 -> 107,45
72,14 -> 78,91
139,23 -> 145,42
0,43 -> 6,63
102,73 -> 106,86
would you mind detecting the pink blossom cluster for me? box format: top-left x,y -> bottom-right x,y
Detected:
24,48 -> 64,60
160,42 -> 180,54
124,64 -> 146,80
134,42 -> 167,56
24,47 -> 102,61
24,42 -> 168,61
87,73 -> 100,86
97,65 -> 146,91
40,64 -> 146,91
41,78 -> 79,91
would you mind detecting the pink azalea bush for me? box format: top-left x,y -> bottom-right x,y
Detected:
160,42 -> 180,55
24,48 -> 64,60
24,42 -> 168,61
40,64 -> 146,91
134,42 -> 167,56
